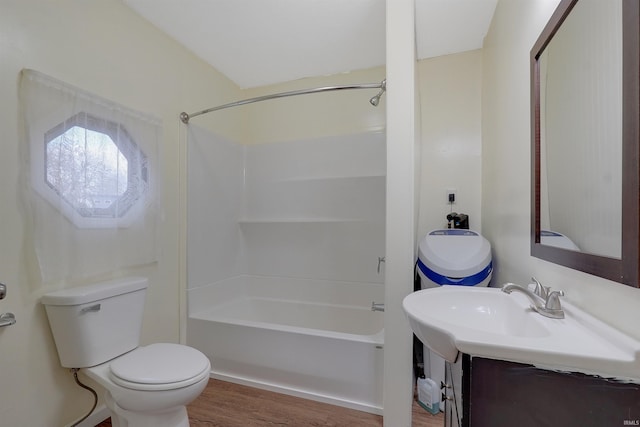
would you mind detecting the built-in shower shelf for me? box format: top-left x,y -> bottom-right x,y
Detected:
273,174 -> 386,183
238,217 -> 368,224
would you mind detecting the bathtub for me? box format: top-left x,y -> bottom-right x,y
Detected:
187,275 -> 384,414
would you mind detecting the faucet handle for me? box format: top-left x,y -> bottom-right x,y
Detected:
531,277 -> 547,299
545,290 -> 564,310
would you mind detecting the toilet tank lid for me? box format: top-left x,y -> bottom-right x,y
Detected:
40,277 -> 148,306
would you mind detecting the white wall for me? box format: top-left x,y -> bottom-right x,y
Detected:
0,1 -> 243,425
242,68 -> 386,145
186,66 -> 387,294
241,133 -> 386,283
482,0 -> 640,340
384,0 -> 417,425
417,50 -> 483,236
186,130 -> 386,291
187,127 -> 246,289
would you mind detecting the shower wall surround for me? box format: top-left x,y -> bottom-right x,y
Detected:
187,126 -> 246,288
187,126 -> 386,289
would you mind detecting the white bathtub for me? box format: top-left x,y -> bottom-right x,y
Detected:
187,275 -> 385,414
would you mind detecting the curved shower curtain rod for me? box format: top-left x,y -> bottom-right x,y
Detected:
179,78 -> 386,124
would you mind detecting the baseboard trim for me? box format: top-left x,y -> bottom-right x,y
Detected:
65,404 -> 109,427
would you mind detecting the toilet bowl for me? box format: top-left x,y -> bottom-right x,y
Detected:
41,277 -> 211,427
88,343 -> 210,412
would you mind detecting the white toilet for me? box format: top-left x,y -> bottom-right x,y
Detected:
41,277 -> 211,427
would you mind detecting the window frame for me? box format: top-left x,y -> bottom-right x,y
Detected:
32,111 -> 149,228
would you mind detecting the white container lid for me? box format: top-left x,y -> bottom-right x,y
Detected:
110,343 -> 210,385
418,229 -> 492,278
540,230 -> 581,251
40,277 -> 148,306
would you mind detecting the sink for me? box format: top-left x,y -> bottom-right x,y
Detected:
419,287 -> 550,338
403,286 -> 640,381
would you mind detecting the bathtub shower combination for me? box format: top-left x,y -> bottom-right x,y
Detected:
188,276 -> 384,413
185,84 -> 386,414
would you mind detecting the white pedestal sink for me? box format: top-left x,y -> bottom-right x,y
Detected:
403,286 -> 640,381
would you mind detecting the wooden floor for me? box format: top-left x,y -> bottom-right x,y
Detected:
96,379 -> 444,427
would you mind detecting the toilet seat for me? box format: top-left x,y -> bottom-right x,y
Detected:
109,343 -> 210,391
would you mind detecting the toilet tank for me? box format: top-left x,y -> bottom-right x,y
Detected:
41,277 -> 148,368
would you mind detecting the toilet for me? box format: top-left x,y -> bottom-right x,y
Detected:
41,277 -> 210,427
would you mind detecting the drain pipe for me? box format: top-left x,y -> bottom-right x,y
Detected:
69,368 -> 98,427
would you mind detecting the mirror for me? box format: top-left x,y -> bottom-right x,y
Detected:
538,0 -> 622,259
531,0 -> 640,287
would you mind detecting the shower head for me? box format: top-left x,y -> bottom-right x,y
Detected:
369,79 -> 387,107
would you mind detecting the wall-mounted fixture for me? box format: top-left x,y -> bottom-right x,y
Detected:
0,313 -> 16,328
180,79 -> 386,124
377,256 -> 385,274
531,0 -> 640,287
0,283 -> 16,328
371,302 -> 385,312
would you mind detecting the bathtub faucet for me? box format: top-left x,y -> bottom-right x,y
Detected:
371,302 -> 385,312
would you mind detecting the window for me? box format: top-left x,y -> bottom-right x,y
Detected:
42,112 -> 148,225
21,69 -> 160,282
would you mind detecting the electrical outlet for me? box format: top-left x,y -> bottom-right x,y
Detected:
446,189 -> 457,204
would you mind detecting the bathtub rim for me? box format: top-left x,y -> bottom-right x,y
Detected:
189,296 -> 384,346
190,307 -> 384,345
187,274 -> 385,414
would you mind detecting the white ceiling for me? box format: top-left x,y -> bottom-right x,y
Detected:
123,0 -> 498,89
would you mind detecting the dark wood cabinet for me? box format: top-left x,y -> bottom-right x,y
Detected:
452,355 -> 640,427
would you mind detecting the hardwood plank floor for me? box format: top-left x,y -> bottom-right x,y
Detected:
95,379 -> 443,427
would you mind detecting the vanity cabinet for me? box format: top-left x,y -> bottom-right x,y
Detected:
448,355 -> 640,427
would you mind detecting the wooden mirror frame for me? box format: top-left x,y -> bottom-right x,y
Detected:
531,0 -> 640,287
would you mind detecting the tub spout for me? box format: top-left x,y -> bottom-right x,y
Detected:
371,302 -> 385,312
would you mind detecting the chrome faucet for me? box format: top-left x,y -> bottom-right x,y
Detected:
501,280 -> 565,319
531,276 -> 548,299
